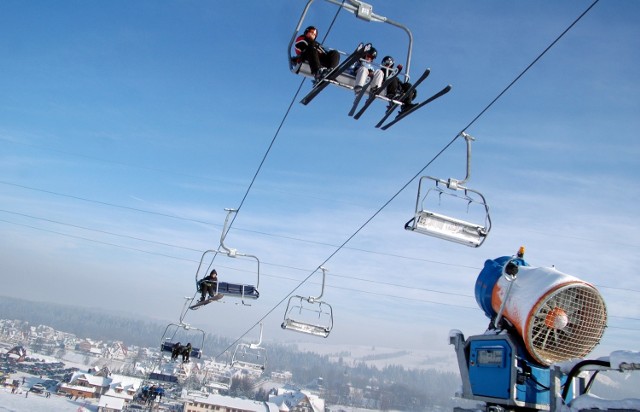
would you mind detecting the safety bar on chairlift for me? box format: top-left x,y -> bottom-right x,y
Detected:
414,132 -> 478,212
288,0 -> 414,81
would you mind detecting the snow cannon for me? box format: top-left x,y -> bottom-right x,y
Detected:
450,247 -> 609,411
474,249 -> 607,366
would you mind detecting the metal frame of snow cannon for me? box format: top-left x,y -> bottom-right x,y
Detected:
281,266 -> 334,338
288,0 -> 414,87
405,132 -> 491,247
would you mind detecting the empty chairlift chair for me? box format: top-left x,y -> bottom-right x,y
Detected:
281,267 -> 334,338
405,132 -> 491,247
231,323 -> 267,372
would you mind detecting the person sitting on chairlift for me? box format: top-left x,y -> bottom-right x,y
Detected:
379,55 -> 416,112
171,341 -> 182,361
198,269 -> 219,302
182,342 -> 192,363
352,46 -> 380,95
294,26 -> 340,82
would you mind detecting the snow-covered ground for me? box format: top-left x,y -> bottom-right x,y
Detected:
293,341 -> 457,372
0,385 -> 97,412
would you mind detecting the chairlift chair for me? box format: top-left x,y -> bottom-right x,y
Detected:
159,321 -> 205,361
288,0 -> 414,96
192,208 -> 261,307
405,132 -> 492,247
281,267 -> 334,338
205,366 -> 233,392
231,323 -> 267,372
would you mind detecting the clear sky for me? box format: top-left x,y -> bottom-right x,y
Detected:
1,0 -> 638,366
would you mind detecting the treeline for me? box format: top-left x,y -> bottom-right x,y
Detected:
0,295 -> 163,347
0,295 -> 461,410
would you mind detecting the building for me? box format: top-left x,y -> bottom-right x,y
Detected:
98,395 -> 126,412
183,392 -> 279,412
59,371 -> 111,398
268,385 -> 325,412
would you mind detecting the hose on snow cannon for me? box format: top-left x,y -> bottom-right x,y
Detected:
474,247 -> 607,366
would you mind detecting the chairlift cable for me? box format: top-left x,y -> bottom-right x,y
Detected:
4,212 -> 638,299
460,0 -> 600,134
214,0 -> 605,355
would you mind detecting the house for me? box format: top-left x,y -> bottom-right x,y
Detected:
6,346 -> 27,362
104,341 -> 128,361
59,371 -> 110,398
183,393 -> 279,412
269,385 -> 325,412
102,374 -> 142,402
98,394 -> 125,412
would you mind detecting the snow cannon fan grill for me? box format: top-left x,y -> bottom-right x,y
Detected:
477,260 -> 608,367
526,282 -> 607,365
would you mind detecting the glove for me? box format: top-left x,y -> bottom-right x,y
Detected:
397,64 -> 403,72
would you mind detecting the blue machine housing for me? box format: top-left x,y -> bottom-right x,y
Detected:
474,256 -> 528,319
452,332 -> 551,410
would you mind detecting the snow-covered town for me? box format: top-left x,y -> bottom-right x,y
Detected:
0,318 -> 329,412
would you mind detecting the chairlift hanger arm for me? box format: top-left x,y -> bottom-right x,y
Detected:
307,266 -> 328,302
219,208 -> 261,289
249,323 -> 263,348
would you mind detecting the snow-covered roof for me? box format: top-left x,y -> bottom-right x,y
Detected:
98,394 -> 125,410
59,383 -> 96,394
73,372 -> 110,387
184,393 -> 278,412
568,393 -> 640,411
269,388 -> 324,412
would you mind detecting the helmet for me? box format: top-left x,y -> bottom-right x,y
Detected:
382,55 -> 394,67
304,26 -> 317,35
366,47 -> 377,59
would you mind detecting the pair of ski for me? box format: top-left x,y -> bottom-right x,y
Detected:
300,43 -> 372,106
349,68 -> 452,130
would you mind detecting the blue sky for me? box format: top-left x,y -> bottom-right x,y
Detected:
1,0 -> 639,365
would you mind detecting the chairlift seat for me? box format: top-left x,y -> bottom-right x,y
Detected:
406,210 -> 488,248
148,372 -> 178,383
281,319 -> 330,338
231,342 -> 267,372
218,282 -> 259,299
292,60 -> 358,90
